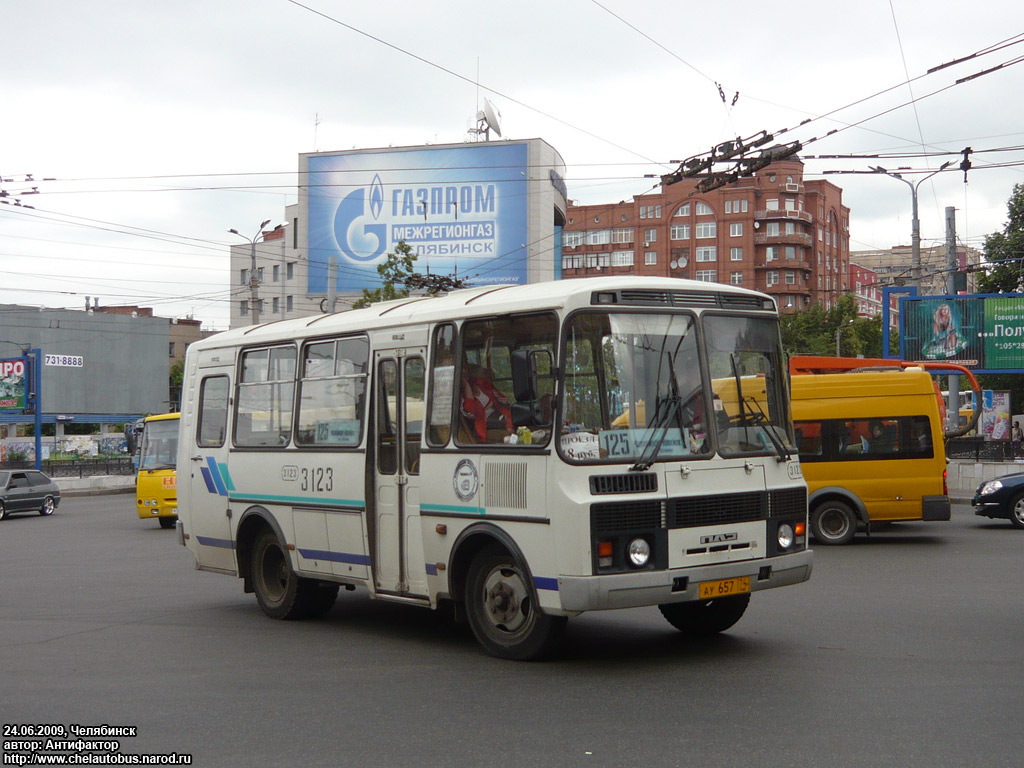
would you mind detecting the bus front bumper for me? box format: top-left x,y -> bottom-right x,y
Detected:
555,550 -> 814,612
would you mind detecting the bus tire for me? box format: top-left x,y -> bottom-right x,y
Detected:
304,583 -> 340,619
810,500 -> 857,545
465,548 -> 565,660
251,529 -> 307,620
39,496 -> 56,516
658,593 -> 750,637
158,516 -> 176,529
1009,492 -> 1024,530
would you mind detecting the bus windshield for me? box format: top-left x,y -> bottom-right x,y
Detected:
139,419 -> 179,471
704,315 -> 794,458
562,311 -> 710,463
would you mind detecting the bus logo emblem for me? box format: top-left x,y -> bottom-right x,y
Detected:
453,459 -> 479,502
700,532 -> 737,545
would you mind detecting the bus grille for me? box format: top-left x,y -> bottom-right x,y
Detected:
591,500 -> 663,533
590,473 -> 658,495
484,462 -> 528,510
768,487 -> 807,518
591,488 -> 806,534
667,491 -> 768,528
596,289 -> 769,311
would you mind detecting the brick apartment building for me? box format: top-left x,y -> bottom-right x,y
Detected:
562,156 -> 850,311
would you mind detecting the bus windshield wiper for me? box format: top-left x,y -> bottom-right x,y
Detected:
629,394 -> 680,472
742,395 -> 790,462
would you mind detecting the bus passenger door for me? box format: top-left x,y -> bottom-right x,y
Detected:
184,368 -> 237,573
372,350 -> 427,597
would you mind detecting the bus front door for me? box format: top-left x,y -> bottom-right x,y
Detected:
372,350 -> 427,598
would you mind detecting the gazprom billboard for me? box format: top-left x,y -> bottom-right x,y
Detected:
899,293 -> 1024,373
302,141 -> 551,294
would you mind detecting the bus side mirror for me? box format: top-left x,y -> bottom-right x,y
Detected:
511,349 -> 543,402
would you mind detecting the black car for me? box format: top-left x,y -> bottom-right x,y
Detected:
973,472 -> 1024,529
0,470 -> 62,521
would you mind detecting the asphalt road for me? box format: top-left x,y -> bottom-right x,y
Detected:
2,494 -> 1022,768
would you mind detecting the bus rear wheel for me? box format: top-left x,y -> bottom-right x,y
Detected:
465,548 -> 565,660
158,516 -> 176,529
659,593 -> 750,637
810,500 -> 857,545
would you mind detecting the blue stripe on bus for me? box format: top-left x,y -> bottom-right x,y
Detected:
199,466 -> 217,494
206,457 -> 228,496
297,548 -> 371,566
196,535 -> 235,549
420,503 -> 486,516
218,462 -> 235,491
534,577 -> 559,591
228,493 -> 365,509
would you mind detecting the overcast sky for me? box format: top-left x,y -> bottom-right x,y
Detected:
2,0 -> 1022,330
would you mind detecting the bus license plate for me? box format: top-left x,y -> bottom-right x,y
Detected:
698,576 -> 750,599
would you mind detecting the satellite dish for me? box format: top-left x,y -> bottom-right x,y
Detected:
482,99 -> 502,138
670,260 -> 678,269
679,256 -> 689,268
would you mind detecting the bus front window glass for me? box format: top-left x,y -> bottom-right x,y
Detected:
140,419 -> 179,470
703,315 -> 794,457
561,312 -> 708,464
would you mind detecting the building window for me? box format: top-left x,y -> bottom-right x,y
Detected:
696,246 -> 717,262
785,246 -> 797,260
695,270 -> 717,282
730,247 -> 743,261
287,262 -> 295,280
611,228 -> 634,243
766,246 -> 778,262
586,230 -> 611,245
644,228 -> 657,243
565,231 -> 584,248
645,251 -> 657,265
674,203 -> 690,217
695,221 -> 716,239
766,199 -> 778,210
785,221 -> 796,235
273,265 -> 280,282
240,299 -> 249,315
286,295 -> 293,312
168,342 -> 175,358
586,254 -> 611,268
766,222 -> 779,237
785,271 -> 795,284
695,202 -> 713,216
670,224 -> 690,240
240,269 -> 249,285
785,296 -> 795,308
767,271 -> 779,286
256,267 -> 264,283
273,297 -> 280,313
611,251 -> 634,267
724,200 -> 748,214
730,271 -> 743,285
730,223 -> 743,237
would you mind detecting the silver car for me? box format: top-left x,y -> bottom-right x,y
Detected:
0,470 -> 61,521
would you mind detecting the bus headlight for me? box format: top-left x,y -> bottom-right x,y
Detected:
777,523 -> 795,550
627,538 -> 651,567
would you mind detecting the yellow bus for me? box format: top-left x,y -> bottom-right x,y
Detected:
136,412 -> 180,529
788,362 -> 951,545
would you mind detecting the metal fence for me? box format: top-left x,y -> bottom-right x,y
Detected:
1,457 -> 136,477
946,438 -> 1019,462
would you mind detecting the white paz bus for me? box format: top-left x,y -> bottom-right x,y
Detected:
177,277 -> 812,659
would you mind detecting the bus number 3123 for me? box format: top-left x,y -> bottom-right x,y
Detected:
300,467 -> 333,493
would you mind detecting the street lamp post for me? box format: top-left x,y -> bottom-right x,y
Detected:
869,162 -> 952,291
229,219 -> 272,326
835,319 -> 854,357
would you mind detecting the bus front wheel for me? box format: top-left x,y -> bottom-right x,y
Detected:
251,529 -> 307,620
465,548 -> 565,660
810,500 -> 857,545
659,593 -> 750,637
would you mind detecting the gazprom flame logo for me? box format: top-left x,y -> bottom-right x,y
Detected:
333,173 -> 387,262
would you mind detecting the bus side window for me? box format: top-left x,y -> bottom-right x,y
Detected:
197,376 -> 229,448
405,357 -> 424,474
377,360 -> 398,474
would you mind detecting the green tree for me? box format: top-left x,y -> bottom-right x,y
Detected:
977,183 -> 1024,294
351,240 -> 467,309
780,294 -> 885,357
